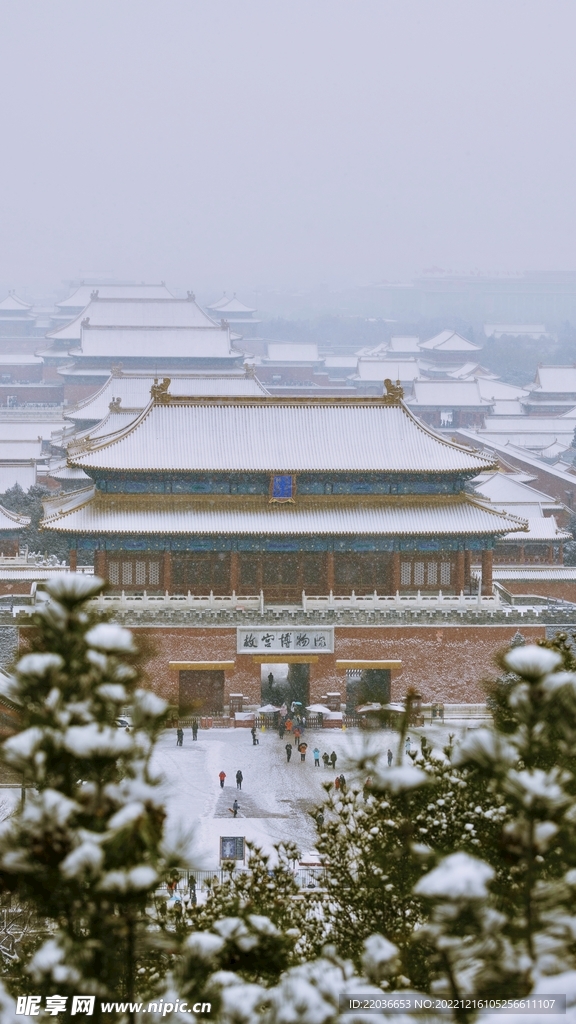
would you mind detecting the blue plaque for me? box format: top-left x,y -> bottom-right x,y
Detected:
270,474 -> 295,502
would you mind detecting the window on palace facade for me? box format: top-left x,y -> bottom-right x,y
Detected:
108,559 -> 161,588
400,559 -> 452,587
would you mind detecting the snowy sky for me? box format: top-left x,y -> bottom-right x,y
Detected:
1,0 -> 576,297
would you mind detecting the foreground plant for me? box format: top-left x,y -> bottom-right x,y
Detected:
0,575 -> 171,1015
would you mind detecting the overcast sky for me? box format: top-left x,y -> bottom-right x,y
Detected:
1,0 -> 575,299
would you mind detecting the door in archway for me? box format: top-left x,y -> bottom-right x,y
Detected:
179,670 -> 225,715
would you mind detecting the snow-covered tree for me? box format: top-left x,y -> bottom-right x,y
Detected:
0,574 -> 171,1012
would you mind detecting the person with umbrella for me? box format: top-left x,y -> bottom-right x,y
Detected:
298,741 -> 308,762
285,743 -> 292,763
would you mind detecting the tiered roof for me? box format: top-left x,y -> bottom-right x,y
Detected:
66,373 -> 270,423
42,488 -> 525,538
420,330 -> 481,353
56,283 -> 173,311
66,393 -> 499,474
47,296 -> 220,343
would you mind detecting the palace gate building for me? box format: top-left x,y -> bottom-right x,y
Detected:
40,380 -> 527,714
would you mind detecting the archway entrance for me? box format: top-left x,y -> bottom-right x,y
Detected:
336,659 -> 402,713
260,662 -> 310,708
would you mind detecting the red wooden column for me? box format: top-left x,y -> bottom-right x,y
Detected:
68,549 -> 77,573
454,550 -> 465,593
390,551 -> 400,593
481,548 -> 493,595
464,550 -> 471,591
163,551 -> 172,593
94,550 -> 106,579
326,551 -> 335,593
230,551 -> 239,593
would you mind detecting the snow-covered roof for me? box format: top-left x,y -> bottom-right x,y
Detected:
0,441 -> 43,460
500,515 -> 570,541
456,430 -> 576,486
0,354 -> 43,365
420,330 -> 481,353
207,294 -> 256,314
482,415 -> 575,433
408,380 -> 491,407
47,296 -> 218,342
0,294 -> 32,312
56,283 -> 173,310
492,567 -> 576,580
76,325 -> 234,360
388,336 -> 421,353
355,359 -> 421,382
266,343 -> 319,362
475,379 -> 529,401
0,423 -> 62,441
472,472 -> 557,506
67,394 -> 497,475
0,504 -> 30,529
48,463 -> 92,483
324,356 -> 358,369
533,366 -> 576,394
42,488 -> 524,537
66,373 -> 269,423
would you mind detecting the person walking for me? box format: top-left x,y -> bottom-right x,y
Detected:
339,773 -> 346,794
251,726 -> 258,746
330,750 -> 337,770
236,770 -> 243,790
285,743 -> 292,763
279,721 -> 285,740
387,748 -> 393,767
363,776 -> 372,801
313,747 -> 320,767
293,726 -> 301,747
192,719 -> 198,741
405,736 -> 411,755
322,752 -> 330,768
334,776 -> 340,791
219,770 -> 226,789
285,718 -> 293,736
232,799 -> 239,818
316,811 -> 324,829
298,742 -> 308,762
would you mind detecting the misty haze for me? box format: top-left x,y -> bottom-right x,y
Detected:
0,3 -> 574,1021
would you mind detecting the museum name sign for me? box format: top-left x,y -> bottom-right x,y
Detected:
237,627 -> 334,654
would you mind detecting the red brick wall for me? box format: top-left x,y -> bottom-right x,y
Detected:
127,623 -> 547,707
504,580 -> 576,602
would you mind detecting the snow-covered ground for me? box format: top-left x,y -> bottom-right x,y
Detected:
151,722 -> 461,868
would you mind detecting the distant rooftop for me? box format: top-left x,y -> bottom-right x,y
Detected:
56,283 -> 173,310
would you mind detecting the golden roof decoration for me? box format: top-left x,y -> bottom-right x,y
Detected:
383,379 -> 404,404
150,377 -> 171,403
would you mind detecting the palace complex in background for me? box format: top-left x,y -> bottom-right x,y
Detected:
0,279 -> 574,718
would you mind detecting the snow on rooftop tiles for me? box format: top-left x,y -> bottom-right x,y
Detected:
356,359 -> 421,382
41,489 -> 525,537
47,296 -> 217,341
56,284 -> 173,309
419,330 -> 481,352
533,366 -> 576,393
266,343 -> 319,362
207,294 -> 256,314
77,326 -> 233,360
67,394 -> 497,474
0,294 -> 32,312
408,380 -> 491,407
0,504 -> 30,529
66,373 -> 269,422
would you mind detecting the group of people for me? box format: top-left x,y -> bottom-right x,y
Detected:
218,769 -> 243,789
175,720 -> 199,745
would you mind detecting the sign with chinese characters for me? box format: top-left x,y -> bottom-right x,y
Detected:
237,627 -> 334,654
220,836 -> 245,861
